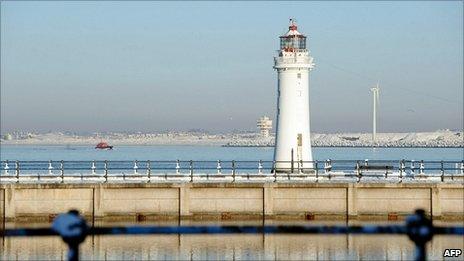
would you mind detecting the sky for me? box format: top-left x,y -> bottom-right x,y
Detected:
1,1 -> 463,133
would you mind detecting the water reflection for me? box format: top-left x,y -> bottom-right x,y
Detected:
1,220 -> 463,260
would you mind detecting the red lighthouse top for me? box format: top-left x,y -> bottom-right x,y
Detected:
280,19 -> 307,52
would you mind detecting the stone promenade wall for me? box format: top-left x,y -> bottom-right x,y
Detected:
1,183 -> 462,221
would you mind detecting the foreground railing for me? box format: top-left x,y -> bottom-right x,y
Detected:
1,160 -> 463,183
2,209 -> 463,261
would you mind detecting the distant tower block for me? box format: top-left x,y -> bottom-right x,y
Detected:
273,19 -> 315,173
257,116 -> 273,137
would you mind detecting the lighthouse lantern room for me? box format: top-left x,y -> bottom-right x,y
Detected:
273,19 -> 315,173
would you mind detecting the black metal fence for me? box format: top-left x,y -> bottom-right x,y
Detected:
2,209 -> 463,261
1,160 -> 463,183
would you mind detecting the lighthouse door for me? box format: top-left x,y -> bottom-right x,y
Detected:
297,134 -> 303,169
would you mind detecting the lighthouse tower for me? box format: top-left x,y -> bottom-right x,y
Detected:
273,19 -> 315,173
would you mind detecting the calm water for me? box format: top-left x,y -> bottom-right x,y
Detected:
2,220 -> 463,260
0,145 -> 462,161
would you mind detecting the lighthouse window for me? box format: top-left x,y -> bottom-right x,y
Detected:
280,36 -> 306,50
297,73 -> 301,79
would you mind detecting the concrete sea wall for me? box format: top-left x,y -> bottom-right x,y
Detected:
1,183 -> 463,222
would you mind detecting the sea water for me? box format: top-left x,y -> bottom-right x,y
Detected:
0,145 -> 462,161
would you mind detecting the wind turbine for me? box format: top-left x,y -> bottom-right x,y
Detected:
370,83 -> 380,145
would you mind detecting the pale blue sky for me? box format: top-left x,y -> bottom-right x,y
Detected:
1,1 -> 462,133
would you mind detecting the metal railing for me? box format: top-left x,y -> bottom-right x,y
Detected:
2,209 -> 463,261
1,160 -> 463,183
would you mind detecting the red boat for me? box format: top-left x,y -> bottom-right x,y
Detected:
95,142 -> 113,150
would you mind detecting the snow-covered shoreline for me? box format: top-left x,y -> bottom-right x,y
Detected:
225,131 -> 464,148
1,130 -> 462,148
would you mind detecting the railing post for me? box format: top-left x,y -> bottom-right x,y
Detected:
164,165 -> 168,180
3,160 -> 9,175
91,161 -> 96,175
48,160 -> 54,175
328,159 -> 332,180
60,160 -> 64,182
81,163 -> 84,181
314,160 -> 318,180
299,160 -> 303,174
52,210 -> 88,261
189,160 -> 193,182
460,161 -> 464,175
147,160 -> 151,182
15,161 -> 19,182
248,161 -> 251,180
419,160 -> 424,175
232,160 -> 236,182
411,160 -> 415,177
406,209 -> 434,261
273,160 -> 277,182
176,160 -> 180,175
356,161 -> 361,182
328,159 -> 333,172
324,159 -> 332,179
133,160 -> 138,175
291,149 -> 294,174
104,160 -> 108,182
217,160 -> 222,175
258,160 -> 263,175
399,160 -> 404,182
385,162 -> 388,179
440,161 -> 444,182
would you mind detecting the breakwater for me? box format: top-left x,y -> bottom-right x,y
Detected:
1,182 -> 462,222
224,131 -> 464,148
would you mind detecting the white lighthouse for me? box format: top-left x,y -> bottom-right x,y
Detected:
273,19 -> 315,173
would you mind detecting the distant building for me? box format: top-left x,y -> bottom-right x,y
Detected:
3,133 -> 12,140
257,116 -> 272,137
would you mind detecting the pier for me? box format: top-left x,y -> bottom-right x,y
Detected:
1,160 -> 462,221
1,180 -> 463,222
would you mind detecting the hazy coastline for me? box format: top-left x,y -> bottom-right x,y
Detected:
1,130 -> 462,148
